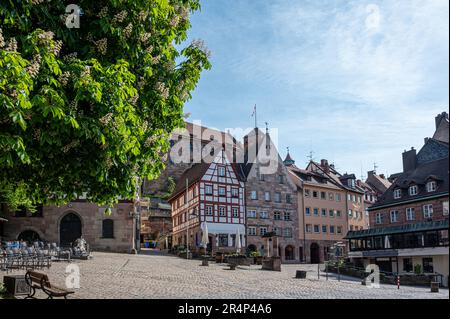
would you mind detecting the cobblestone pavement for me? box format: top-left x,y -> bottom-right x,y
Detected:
1,251 -> 448,299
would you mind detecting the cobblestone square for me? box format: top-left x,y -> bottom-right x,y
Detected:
1,251 -> 448,299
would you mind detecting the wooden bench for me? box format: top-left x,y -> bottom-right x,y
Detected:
25,271 -> 75,299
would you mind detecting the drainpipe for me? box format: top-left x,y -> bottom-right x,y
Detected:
300,185 -> 306,263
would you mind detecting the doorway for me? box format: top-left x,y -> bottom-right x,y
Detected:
60,212 -> 82,247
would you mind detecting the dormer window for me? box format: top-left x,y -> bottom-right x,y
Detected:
348,179 -> 355,188
426,181 -> 437,192
393,189 -> 402,199
409,185 -> 418,196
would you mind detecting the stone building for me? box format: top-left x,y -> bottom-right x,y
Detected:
346,112 -> 449,286
1,200 -> 137,253
242,128 -> 300,263
140,198 -> 172,249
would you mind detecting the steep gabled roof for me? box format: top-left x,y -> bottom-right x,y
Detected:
370,157 -> 449,209
168,163 -> 210,202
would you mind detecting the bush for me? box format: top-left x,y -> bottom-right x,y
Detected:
250,251 -> 261,258
414,264 -> 422,275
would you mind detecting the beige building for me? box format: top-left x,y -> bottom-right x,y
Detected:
286,158 -> 368,263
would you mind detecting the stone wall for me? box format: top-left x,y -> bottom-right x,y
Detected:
2,201 -> 135,253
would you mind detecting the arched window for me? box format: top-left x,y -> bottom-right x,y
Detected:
102,219 -> 114,238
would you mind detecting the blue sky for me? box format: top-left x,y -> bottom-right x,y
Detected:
183,0 -> 449,178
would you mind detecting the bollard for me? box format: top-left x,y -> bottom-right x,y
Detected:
397,276 -> 400,290
431,282 -> 439,293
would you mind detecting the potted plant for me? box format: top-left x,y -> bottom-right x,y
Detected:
414,264 -> 422,275
250,251 -> 263,265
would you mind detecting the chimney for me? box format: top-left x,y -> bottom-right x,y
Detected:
379,174 -> 386,179
435,112 -> 449,129
320,159 -> 329,172
367,170 -> 375,177
402,147 -> 417,172
424,137 -> 430,144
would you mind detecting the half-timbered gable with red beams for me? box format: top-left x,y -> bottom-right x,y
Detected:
169,150 -> 245,253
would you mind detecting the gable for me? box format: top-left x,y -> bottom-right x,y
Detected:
417,139 -> 449,165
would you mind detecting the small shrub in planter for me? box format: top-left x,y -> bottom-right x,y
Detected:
414,264 -> 422,275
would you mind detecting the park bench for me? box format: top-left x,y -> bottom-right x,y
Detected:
25,270 -> 74,299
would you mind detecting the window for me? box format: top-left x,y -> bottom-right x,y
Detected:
352,195 -> 356,202
306,224 -> 312,233
390,210 -> 399,223
313,208 -> 319,216
357,196 -> 361,203
260,211 -> 269,219
312,191 -> 318,198
274,192 -> 281,203
394,189 -> 402,199
305,207 -> 311,216
409,185 -> 418,196
205,184 -> 213,195
329,210 -> 335,218
259,174 -> 265,181
321,209 -> 327,217
347,194 -> 351,201
232,207 -> 239,218
274,211 -> 282,220
247,210 -> 256,218
251,190 -> 258,200
423,204 -> 433,219
406,208 -> 415,221
102,219 -> 114,238
305,189 -> 311,197
336,210 -> 341,218
231,188 -> 239,198
218,187 -> 226,197
273,227 -> 281,236
219,206 -> 226,217
444,201 -> 449,216
264,192 -> 271,201
218,166 -> 226,177
426,181 -> 437,192
322,225 -> 327,233
193,187 -> 198,197
32,205 -> 43,218
403,258 -> 413,272
278,175 -> 284,184
284,212 -> 291,221
321,192 -> 326,200
336,194 -> 341,202
260,227 -> 268,236
375,213 -> 383,224
313,225 -> 320,233
330,225 -> 335,234
286,194 -> 292,204
329,193 -> 334,201
283,228 -> 292,238
337,226 -> 342,234
206,205 -> 214,216
349,225 -> 354,231
248,227 -> 257,236
219,234 -> 228,247
422,258 -> 434,273
348,210 -> 353,218
14,206 -> 27,217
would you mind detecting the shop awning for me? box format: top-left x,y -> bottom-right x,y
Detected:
344,219 -> 448,240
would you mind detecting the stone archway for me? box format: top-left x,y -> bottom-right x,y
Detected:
60,212 -> 82,247
310,243 -> 320,264
284,245 -> 295,261
18,230 -> 41,243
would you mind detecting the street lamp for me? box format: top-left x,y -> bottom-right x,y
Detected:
186,211 -> 198,259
